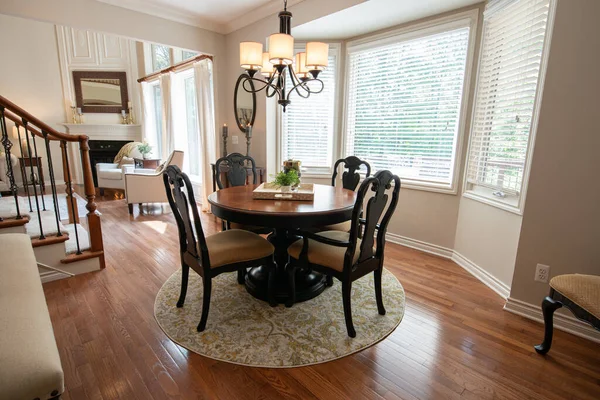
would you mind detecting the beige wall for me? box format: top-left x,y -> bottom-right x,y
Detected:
454,198 -> 522,286
0,14 -> 65,182
509,0 -> 600,304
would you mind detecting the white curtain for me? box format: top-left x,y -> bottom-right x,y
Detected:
194,58 -> 217,212
159,72 -> 175,160
139,82 -> 158,154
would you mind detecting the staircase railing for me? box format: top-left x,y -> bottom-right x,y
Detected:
0,95 -> 105,269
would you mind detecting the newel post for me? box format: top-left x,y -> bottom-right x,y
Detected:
79,137 -> 105,267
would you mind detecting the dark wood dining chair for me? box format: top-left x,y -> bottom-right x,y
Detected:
320,156 -> 372,233
214,152 -> 271,234
286,170 -> 401,337
163,165 -> 275,332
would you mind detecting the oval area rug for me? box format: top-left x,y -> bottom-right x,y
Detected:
154,268 -> 405,367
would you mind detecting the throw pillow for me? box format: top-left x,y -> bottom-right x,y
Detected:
119,156 -> 135,168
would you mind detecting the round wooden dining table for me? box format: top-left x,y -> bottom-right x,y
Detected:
208,184 -> 357,304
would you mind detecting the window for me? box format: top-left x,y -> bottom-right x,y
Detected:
345,24 -> 472,191
151,82 -> 163,157
181,71 -> 202,182
182,50 -> 199,61
281,50 -> 338,174
464,0 -> 553,212
151,44 -> 171,72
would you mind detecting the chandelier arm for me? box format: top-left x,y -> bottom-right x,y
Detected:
241,75 -> 282,98
287,78 -> 325,102
286,67 -> 311,99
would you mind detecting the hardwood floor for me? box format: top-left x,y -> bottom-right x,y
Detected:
43,195 -> 600,400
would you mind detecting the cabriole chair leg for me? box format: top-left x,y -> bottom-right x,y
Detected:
177,263 -> 189,308
534,296 -> 563,355
342,280 -> 356,338
374,267 -> 386,316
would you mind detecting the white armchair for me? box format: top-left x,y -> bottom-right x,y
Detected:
96,143 -> 143,194
124,150 -> 184,214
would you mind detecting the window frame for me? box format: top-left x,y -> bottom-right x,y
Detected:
341,10 -> 480,194
461,0 -> 557,214
276,43 -> 342,178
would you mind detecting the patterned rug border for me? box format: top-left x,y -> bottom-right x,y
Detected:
154,268 -> 405,368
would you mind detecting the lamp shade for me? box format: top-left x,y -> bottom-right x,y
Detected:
261,52 -> 275,77
240,42 -> 263,70
306,42 -> 329,71
12,126 -> 19,139
295,52 -> 308,79
268,34 -> 294,65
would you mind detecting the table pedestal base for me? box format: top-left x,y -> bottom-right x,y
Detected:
245,228 -> 327,304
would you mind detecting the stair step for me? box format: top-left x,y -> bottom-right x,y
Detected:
31,233 -> 69,248
61,250 -> 104,264
0,216 -> 30,229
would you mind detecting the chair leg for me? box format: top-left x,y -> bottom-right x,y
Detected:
128,203 -> 133,215
326,275 -> 334,287
237,268 -> 246,285
285,262 -> 296,308
197,277 -> 212,332
99,188 -> 105,196
177,263 -> 189,308
535,296 -> 563,355
342,280 -> 356,338
374,267 -> 386,316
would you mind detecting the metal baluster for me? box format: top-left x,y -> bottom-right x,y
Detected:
43,131 -> 62,236
62,140 -> 81,254
15,125 -> 33,212
0,107 -> 21,220
23,120 -> 45,239
30,132 -> 46,211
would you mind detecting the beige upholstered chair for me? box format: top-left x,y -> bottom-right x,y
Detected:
287,170 -> 400,337
535,274 -> 600,354
124,150 -> 184,214
163,165 -> 275,331
96,142 -> 143,193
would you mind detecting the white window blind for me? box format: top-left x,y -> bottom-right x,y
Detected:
466,0 -> 551,201
282,55 -> 336,170
345,27 -> 470,188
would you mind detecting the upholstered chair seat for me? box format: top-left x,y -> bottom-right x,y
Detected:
288,231 -> 361,272
318,221 -> 352,233
204,229 -> 274,268
550,274 -> 600,319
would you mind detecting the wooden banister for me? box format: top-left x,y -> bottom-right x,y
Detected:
1,94 -> 105,269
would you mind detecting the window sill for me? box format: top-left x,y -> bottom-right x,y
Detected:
400,180 -> 458,195
462,190 -> 523,215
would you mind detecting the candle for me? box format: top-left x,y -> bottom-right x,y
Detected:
223,123 -> 228,137
246,125 -> 252,138
122,110 -> 127,117
127,101 -> 132,108
76,107 -> 82,114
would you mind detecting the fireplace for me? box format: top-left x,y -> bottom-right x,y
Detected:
89,140 -> 132,187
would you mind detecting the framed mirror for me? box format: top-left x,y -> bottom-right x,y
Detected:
73,71 -> 129,113
234,75 -> 256,132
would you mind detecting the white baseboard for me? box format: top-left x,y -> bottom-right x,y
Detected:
451,251 -> 511,299
385,233 -> 510,299
504,297 -> 600,344
386,232 -> 454,259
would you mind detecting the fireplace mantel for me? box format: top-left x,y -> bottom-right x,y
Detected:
60,123 -> 142,142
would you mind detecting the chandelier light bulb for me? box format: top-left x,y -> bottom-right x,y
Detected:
306,42 -> 329,72
240,42 -> 263,70
268,33 -> 294,66
295,52 -> 308,79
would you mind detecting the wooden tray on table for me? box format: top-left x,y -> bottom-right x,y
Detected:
252,183 -> 315,201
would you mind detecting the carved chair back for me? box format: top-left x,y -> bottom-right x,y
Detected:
214,152 -> 257,189
345,170 -> 400,270
332,156 -> 371,191
163,165 -> 208,268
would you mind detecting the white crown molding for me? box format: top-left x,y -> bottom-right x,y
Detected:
504,297 -> 600,344
95,0 -> 224,33
94,0 -> 307,35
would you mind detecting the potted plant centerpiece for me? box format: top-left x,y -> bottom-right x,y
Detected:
273,169 -> 300,193
138,142 -> 153,159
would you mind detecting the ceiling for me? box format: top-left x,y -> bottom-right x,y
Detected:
293,0 -> 483,40
95,0 -> 306,34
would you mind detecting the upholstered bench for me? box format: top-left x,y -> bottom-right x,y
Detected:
0,234 -> 64,399
535,274 -> 600,354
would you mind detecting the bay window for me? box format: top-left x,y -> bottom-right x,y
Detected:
344,17 -> 476,192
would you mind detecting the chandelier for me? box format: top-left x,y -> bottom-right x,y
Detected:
239,0 -> 329,112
